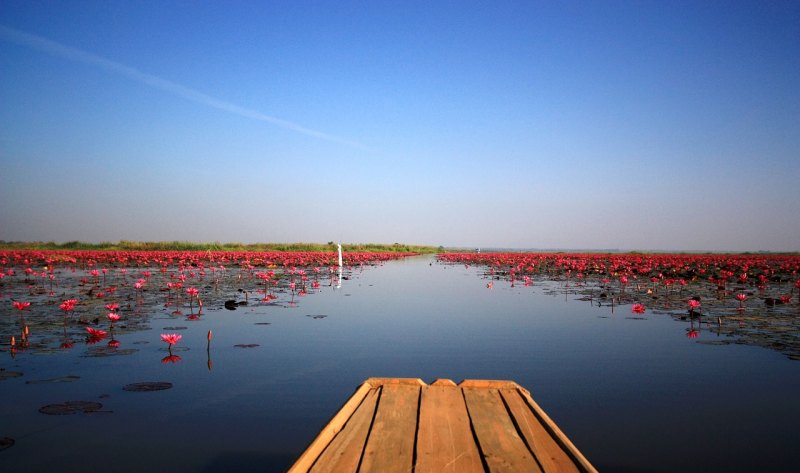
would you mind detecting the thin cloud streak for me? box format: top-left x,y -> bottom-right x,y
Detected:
0,25 -> 365,149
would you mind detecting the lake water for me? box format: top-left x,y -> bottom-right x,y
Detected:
1,255 -> 798,472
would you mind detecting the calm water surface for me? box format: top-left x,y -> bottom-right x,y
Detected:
2,255 -> 798,472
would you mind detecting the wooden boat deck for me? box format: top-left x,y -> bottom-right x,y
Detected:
289,378 -> 597,473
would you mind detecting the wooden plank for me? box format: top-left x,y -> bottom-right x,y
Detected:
430,378 -> 457,387
516,389 -> 598,473
463,387 -> 543,473
359,384 -> 420,473
309,387 -> 380,473
364,377 -> 426,387
287,381 -> 375,473
290,378 -> 596,473
460,380 -> 523,390
500,388 -> 579,473
415,384 -> 484,473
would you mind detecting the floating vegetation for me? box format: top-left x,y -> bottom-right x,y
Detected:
38,400 -> 103,415
122,381 -> 172,392
26,375 -> 80,384
0,370 -> 23,381
82,347 -> 138,357
0,249 -> 397,361
440,252 -> 800,360
234,344 -> 259,348
306,314 -> 328,319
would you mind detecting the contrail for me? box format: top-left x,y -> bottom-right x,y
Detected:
0,25 -> 365,148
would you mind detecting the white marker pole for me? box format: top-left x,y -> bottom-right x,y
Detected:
336,243 -> 343,289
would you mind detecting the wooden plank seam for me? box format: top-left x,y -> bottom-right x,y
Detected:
411,384 -> 423,472
517,390 -> 596,472
353,385 -> 383,472
498,388 -> 547,472
459,386 -> 492,472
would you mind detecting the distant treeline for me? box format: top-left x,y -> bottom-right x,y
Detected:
0,240 -> 443,254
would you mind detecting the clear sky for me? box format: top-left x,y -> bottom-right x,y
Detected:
1,1 -> 798,251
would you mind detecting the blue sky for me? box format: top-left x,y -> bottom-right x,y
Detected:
1,1 -> 798,251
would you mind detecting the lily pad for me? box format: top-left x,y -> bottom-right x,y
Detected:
234,344 -> 259,348
0,370 -> 23,381
122,381 -> 173,392
39,401 -> 103,415
26,375 -> 80,384
162,326 -> 188,330
82,347 -> 138,358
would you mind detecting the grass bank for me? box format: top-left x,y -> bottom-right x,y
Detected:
0,240 -> 443,254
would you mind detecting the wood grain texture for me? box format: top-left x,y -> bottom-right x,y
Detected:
415,385 -> 484,473
463,387 -> 543,472
359,384 -> 420,472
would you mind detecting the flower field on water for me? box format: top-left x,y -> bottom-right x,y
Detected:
438,252 -> 800,359
0,249 -> 417,358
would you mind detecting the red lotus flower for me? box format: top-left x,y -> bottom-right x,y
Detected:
687,300 -> 701,311
60,299 -> 78,312
736,293 -> 747,302
186,287 -> 199,298
631,303 -> 646,314
105,303 -> 119,312
12,301 -> 31,311
107,313 -> 120,322
85,327 -> 107,337
160,333 -> 182,346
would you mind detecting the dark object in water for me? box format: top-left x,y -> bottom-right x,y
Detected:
39,401 -> 103,415
224,300 -> 247,310
122,381 -> 173,392
0,437 -> 15,450
764,297 -> 785,307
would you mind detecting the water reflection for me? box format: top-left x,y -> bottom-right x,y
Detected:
1,253 -> 799,472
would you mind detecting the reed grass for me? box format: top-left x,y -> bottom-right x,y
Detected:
0,240 -> 443,253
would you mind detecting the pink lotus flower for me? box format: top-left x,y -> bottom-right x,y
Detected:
736,293 -> 747,302
631,303 -> 646,314
85,327 -> 107,337
12,301 -> 31,311
105,303 -> 119,312
186,287 -> 199,298
160,333 -> 182,346
107,313 -> 120,322
687,300 -> 701,311
60,299 -> 78,312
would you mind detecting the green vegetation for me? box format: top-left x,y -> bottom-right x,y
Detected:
0,240 -> 442,254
